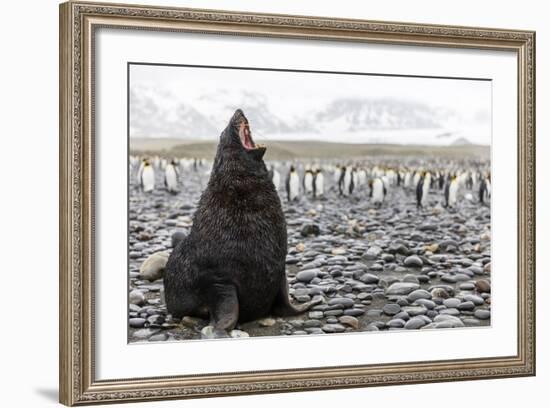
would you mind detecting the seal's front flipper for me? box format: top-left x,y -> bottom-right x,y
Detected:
272,274 -> 323,316
209,284 -> 239,332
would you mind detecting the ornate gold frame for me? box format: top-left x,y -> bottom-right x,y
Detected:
59,1 -> 536,405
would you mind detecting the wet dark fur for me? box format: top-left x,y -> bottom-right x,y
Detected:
164,110 -> 316,331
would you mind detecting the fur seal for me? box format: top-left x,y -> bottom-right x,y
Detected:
164,109 -> 319,333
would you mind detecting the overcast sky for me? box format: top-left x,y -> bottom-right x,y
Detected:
129,64 -> 491,146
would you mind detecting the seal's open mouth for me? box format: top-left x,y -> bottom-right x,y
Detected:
238,121 -> 255,151
230,109 -> 266,159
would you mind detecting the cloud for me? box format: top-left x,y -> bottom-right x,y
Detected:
473,108 -> 491,124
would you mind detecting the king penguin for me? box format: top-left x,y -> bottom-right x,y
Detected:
164,159 -> 179,194
338,166 -> 346,195
416,171 -> 431,208
352,167 -> 360,191
286,165 -> 300,202
303,166 -> 314,195
153,155 -> 160,170
137,157 -> 147,185
339,166 -> 354,196
357,167 -> 367,188
370,177 -> 386,207
333,164 -> 342,186
465,172 -> 473,190
479,173 -> 491,204
272,166 -> 281,191
403,170 -> 412,189
439,171 -> 446,190
129,156 -> 139,177
444,175 -> 459,208
313,168 -> 324,199
140,159 -> 155,193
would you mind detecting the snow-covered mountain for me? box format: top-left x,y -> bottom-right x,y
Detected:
451,137 -> 474,146
315,98 -> 450,131
129,85 -> 218,139
130,86 -> 487,145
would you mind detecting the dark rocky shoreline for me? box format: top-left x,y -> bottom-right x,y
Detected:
128,162 -> 491,343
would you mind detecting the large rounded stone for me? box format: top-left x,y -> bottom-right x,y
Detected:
129,289 -> 146,306
474,309 -> 491,320
475,279 -> 491,293
328,297 -> 355,308
296,269 -> 319,282
365,246 -> 382,260
322,324 -> 346,333
171,230 -> 187,248
129,317 -> 146,328
405,317 -> 428,330
386,282 -> 420,296
360,273 -> 379,284
139,251 -> 169,282
383,303 -> 401,316
301,223 -> 321,237
338,315 -> 359,329
407,289 -> 431,302
404,255 -> 423,267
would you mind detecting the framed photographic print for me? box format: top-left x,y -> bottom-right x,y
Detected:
59,1 -> 536,405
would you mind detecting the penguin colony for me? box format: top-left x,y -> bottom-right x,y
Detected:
130,154 -> 491,209
131,155 -> 208,195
